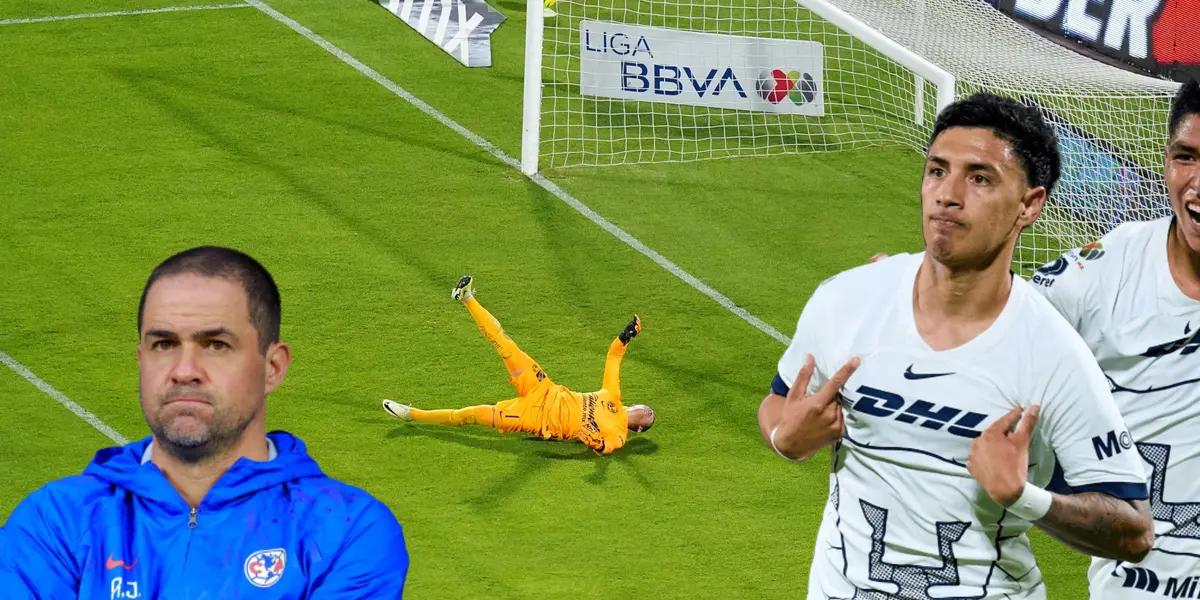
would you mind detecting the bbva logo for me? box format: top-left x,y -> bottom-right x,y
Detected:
618,62 -> 818,104
619,62 -> 746,97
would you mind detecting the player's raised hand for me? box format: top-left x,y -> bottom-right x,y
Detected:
773,354 -> 860,460
967,404 -> 1040,506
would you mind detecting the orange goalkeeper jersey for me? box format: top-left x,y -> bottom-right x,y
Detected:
494,383 -> 628,455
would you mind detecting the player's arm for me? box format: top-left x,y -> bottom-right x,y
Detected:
968,406 -> 1153,562
760,278 -> 861,460
758,355 -> 859,460
0,487 -> 83,598
309,499 -> 408,598
1035,493 -> 1152,561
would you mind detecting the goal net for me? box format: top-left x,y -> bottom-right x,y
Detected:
524,0 -> 1180,272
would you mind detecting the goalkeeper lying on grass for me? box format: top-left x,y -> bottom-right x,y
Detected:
382,275 -> 654,455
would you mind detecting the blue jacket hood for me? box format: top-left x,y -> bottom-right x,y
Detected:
82,431 -> 326,509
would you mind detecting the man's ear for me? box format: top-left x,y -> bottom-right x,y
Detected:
1018,185 -> 1047,229
264,342 -> 293,395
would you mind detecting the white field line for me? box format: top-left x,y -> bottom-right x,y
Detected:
1,1 -> 788,446
0,3 -> 260,447
0,350 -> 128,445
0,3 -> 250,26
246,0 -> 791,345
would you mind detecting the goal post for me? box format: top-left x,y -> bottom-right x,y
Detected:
520,0 -> 545,175
795,0 -> 955,118
521,0 -> 1180,270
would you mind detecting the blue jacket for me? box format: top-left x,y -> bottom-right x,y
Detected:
0,431 -> 407,599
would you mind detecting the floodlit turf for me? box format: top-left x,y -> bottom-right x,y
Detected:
0,1 -> 1090,597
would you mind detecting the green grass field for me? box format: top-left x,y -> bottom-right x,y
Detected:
0,1 -> 1090,597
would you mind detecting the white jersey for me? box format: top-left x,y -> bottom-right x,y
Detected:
776,253 -> 1148,600
1033,217 -> 1200,599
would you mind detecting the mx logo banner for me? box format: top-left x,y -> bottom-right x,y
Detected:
377,0 -> 506,67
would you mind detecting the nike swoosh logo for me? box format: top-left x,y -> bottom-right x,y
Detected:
904,365 -> 955,380
105,555 -> 137,570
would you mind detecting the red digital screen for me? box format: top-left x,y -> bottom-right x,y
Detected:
993,0 -> 1198,80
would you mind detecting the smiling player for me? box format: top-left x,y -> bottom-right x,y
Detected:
1030,80 -> 1200,598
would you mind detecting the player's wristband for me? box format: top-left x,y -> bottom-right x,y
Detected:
769,425 -> 807,462
1007,482 -> 1053,521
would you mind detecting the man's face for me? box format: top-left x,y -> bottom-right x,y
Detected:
137,274 -> 285,460
921,126 -> 1045,269
1167,114 -> 1200,252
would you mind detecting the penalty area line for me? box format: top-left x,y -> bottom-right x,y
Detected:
247,0 -> 791,346
0,349 -> 128,445
0,3 -> 252,26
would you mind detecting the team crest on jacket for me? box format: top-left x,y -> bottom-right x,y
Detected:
244,548 -> 286,588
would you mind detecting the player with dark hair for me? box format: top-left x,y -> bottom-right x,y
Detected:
929,92 -> 1062,195
383,275 -> 654,455
1032,80 -> 1200,598
1169,79 -> 1200,142
137,245 -> 282,354
0,246 -> 408,598
760,92 -> 1152,598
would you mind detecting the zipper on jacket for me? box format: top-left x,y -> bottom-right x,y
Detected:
188,506 -> 198,529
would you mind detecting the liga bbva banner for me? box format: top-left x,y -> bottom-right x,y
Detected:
579,21 -> 825,116
377,0 -> 505,68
